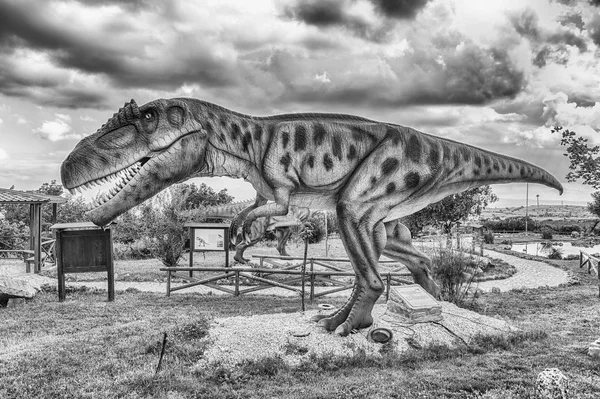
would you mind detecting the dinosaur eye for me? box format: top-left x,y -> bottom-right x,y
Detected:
144,112 -> 154,121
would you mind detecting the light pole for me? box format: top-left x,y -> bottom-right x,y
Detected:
525,183 -> 529,234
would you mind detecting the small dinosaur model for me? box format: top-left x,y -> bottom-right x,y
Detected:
61,98 -> 563,336
180,195 -> 313,262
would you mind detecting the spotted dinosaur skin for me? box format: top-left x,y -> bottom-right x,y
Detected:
61,98 -> 563,336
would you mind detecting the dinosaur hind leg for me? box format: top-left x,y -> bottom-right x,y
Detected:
382,220 -> 440,298
275,228 -> 293,256
316,201 -> 387,336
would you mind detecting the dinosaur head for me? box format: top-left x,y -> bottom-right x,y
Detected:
61,98 -> 209,226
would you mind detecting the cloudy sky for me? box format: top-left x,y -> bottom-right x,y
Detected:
1,0 -> 599,207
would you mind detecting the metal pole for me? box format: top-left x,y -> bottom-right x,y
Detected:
525,183 -> 529,234
324,211 -> 328,257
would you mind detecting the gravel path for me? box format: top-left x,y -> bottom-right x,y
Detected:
2,249 -> 570,296
477,249 -> 570,292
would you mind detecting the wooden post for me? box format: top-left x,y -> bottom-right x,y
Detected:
52,203 -> 57,224
580,251 -> 583,269
302,238 -> 308,311
234,270 -> 240,296
107,228 -> 115,301
189,227 -> 194,278
30,203 -> 42,273
56,230 -> 65,302
225,226 -> 230,268
166,270 -> 171,297
309,259 -> 315,301
386,273 -> 391,300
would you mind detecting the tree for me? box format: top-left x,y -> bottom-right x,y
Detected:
402,186 -> 498,236
588,191 -> 600,219
553,126 -> 600,188
181,183 -> 233,209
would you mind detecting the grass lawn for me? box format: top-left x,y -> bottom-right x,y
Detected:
2,235 -> 599,398
3,249 -> 600,398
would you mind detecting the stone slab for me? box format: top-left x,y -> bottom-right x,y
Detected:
0,276 -> 38,299
387,285 -> 443,324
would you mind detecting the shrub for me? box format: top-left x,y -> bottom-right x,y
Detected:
431,248 -> 482,305
547,247 -> 563,260
142,188 -> 189,267
483,232 -> 494,244
541,229 -> 553,239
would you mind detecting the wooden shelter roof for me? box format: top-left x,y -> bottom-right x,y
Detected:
0,188 -> 68,204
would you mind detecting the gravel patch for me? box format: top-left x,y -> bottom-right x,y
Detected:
196,301 -> 517,370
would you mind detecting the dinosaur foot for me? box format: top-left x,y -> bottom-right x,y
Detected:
312,285 -> 378,336
233,255 -> 249,263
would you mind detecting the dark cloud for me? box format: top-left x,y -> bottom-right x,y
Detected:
284,0 -> 431,42
408,47 -> 525,105
0,0 -> 239,108
590,0 -> 600,6
509,8 -> 589,69
286,0 -> 348,26
587,14 -> 600,46
370,0 -> 432,19
570,95 -> 597,108
557,12 -> 585,30
264,39 -> 525,108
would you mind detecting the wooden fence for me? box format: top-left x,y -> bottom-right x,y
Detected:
160,254 -> 413,300
580,251 -> 600,298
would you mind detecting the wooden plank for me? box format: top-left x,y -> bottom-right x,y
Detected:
312,285 -> 353,298
238,272 -> 302,293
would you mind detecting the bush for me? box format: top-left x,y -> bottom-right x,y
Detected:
484,216 -> 536,232
142,189 -> 189,267
547,247 -> 563,260
483,232 -> 494,244
541,230 -> 553,239
432,249 -> 482,305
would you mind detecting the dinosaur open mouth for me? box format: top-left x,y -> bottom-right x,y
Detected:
68,157 -> 151,208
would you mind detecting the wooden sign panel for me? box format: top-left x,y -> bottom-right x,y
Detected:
52,222 -> 114,302
60,230 -> 110,272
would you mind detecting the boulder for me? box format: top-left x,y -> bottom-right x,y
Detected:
0,276 -> 38,307
535,368 -> 569,399
588,338 -> 600,359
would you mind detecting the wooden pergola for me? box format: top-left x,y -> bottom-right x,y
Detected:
0,188 -> 67,273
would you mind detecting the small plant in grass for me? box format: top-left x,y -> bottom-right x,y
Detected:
541,229 -> 553,239
547,247 -> 563,260
431,248 -> 482,306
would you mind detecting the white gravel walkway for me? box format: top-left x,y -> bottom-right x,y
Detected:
477,249 -> 570,292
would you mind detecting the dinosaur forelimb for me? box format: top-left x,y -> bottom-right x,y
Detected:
241,188 -> 291,244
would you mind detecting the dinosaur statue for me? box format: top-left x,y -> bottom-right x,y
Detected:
179,195 -> 314,262
61,98 -> 563,336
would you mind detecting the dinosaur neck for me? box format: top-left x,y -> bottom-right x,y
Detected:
203,108 -> 269,169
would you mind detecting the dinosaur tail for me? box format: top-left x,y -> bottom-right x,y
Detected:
434,137 -> 563,195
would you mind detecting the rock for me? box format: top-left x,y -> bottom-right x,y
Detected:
588,338 -> 600,359
491,287 -> 501,293
386,285 -> 443,324
6,298 -> 25,308
0,276 -> 38,300
535,368 -> 569,399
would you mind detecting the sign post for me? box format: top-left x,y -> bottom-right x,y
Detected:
185,223 -> 230,277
